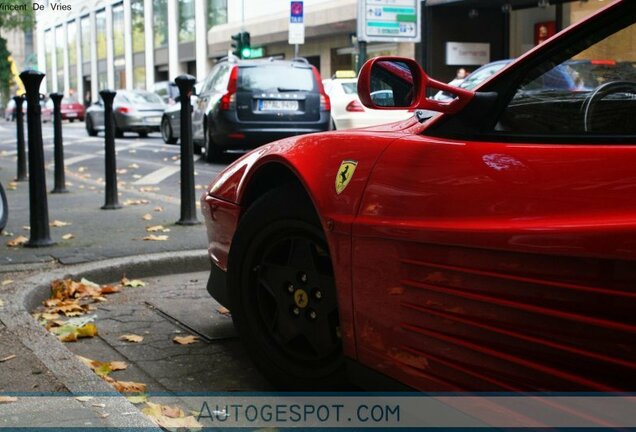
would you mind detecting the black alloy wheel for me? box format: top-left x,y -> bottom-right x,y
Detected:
228,185 -> 345,389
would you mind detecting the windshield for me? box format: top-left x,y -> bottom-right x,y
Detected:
239,65 -> 315,91
460,62 -> 510,90
124,91 -> 164,104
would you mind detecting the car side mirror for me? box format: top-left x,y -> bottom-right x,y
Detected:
174,95 -> 181,103
358,56 -> 475,114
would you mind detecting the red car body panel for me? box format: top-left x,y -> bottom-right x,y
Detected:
354,135 -> 636,391
203,0 -> 636,390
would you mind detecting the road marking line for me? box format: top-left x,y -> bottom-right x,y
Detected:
133,166 -> 181,185
65,154 -> 98,165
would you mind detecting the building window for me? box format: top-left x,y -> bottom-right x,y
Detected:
44,28 -> 53,85
55,25 -> 64,92
80,16 -> 90,62
67,20 -> 77,93
179,0 -> 195,43
133,66 -> 146,89
153,0 -> 168,48
98,70 -> 108,90
96,9 -> 106,60
207,0 -> 227,28
131,0 -> 144,53
113,3 -> 124,58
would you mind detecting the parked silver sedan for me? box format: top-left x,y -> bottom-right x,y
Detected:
85,90 -> 165,138
160,83 -> 202,146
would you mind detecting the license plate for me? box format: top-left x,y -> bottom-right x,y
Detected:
66,112 -> 78,117
258,100 -> 299,111
146,116 -> 161,123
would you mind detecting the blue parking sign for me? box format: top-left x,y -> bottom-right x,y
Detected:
290,1 -> 303,23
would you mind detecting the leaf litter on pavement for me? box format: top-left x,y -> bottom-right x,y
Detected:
32,275 -> 198,425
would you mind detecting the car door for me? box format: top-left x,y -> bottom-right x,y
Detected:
352,2 -> 636,392
193,64 -> 220,142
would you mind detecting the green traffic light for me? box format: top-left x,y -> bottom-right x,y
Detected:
241,47 -> 252,58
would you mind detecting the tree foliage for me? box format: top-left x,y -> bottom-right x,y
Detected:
0,0 -> 34,103
0,0 -> 35,31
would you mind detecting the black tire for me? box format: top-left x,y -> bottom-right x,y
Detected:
228,185 -> 345,389
203,122 -> 222,163
0,182 -> 7,233
194,144 -> 202,155
161,117 -> 177,144
115,124 -> 124,138
69,119 -> 75,123
138,131 -> 148,138
86,116 -> 98,136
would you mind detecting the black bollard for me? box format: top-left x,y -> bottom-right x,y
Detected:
174,74 -> 200,225
19,70 -> 55,247
49,93 -> 69,194
99,89 -> 121,210
12,95 -> 27,181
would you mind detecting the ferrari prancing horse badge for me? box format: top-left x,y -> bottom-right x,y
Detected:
335,160 -> 358,194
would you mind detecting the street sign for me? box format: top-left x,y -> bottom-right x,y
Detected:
289,1 -> 305,45
357,0 -> 420,43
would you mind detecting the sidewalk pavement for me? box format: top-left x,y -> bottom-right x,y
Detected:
0,156 -> 270,428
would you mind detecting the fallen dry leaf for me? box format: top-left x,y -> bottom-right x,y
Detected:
78,356 -> 128,377
100,285 -> 121,294
142,402 -> 202,429
142,213 -> 153,221
119,334 -> 144,343
106,377 -> 147,393
50,220 -> 71,227
1,279 -> 13,286
0,299 -> 3,308
0,355 -> 16,362
121,277 -> 146,288
52,323 -> 98,342
7,235 -> 28,247
142,234 -> 168,241
146,225 -> 170,233
173,335 -> 199,345
0,396 -> 17,404
62,233 -> 75,240
153,206 -> 163,212
123,199 -> 150,206
139,187 -> 160,192
161,405 -> 185,418
126,394 -> 149,404
216,306 -> 231,316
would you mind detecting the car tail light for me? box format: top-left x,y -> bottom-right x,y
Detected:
345,100 -> 365,112
312,67 -> 331,112
220,65 -> 239,111
117,106 -> 133,114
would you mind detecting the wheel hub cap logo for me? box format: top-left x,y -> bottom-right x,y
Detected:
335,160 -> 358,195
294,289 -> 309,308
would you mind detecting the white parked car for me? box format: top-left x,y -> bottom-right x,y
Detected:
323,77 -> 411,130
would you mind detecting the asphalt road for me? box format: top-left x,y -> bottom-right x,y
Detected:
0,118 -> 248,267
0,118 -> 235,201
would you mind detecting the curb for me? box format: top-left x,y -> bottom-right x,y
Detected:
0,249 -> 209,428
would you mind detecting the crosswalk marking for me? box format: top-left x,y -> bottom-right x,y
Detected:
64,154 -> 98,166
133,166 -> 181,185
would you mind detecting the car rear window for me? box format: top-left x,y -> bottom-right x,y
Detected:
341,82 -> 357,94
239,65 -> 315,92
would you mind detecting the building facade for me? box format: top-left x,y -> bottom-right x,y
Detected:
36,0 -> 230,104
36,0 -> 415,105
